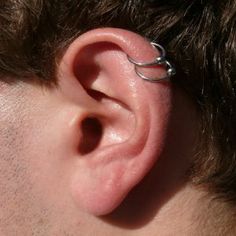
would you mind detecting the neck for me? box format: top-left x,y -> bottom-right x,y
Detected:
95,184 -> 235,236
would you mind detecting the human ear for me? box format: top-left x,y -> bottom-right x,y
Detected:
57,28 -> 173,216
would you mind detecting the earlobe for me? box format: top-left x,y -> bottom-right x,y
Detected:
58,28 -> 173,216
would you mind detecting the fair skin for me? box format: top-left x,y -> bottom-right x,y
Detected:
0,28 -> 231,235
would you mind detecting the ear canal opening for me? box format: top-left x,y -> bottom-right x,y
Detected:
78,117 -> 103,155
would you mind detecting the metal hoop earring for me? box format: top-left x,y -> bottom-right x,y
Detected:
127,42 -> 176,82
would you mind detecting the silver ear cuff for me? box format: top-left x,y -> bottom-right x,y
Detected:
127,42 -> 176,82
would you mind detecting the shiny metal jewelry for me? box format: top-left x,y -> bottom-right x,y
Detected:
127,42 -> 176,82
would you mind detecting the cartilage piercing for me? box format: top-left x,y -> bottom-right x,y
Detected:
127,42 -> 176,82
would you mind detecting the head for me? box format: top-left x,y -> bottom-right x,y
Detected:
0,0 -> 235,235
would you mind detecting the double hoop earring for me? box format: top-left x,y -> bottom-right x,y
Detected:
127,42 -> 176,82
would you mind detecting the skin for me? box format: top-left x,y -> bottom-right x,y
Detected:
0,80 -> 209,236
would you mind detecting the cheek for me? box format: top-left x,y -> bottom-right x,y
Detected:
0,89 -> 51,232
0,84 -> 69,232
0,83 -> 87,234
0,86 -> 30,202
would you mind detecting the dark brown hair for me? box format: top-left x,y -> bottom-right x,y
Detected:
0,0 -> 236,203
